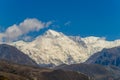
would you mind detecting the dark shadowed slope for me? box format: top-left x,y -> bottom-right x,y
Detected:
0,44 -> 37,66
0,60 -> 89,80
86,46 -> 120,68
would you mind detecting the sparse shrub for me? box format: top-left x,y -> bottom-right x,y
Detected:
0,75 -> 9,80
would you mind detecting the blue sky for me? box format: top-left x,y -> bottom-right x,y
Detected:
0,0 -> 120,41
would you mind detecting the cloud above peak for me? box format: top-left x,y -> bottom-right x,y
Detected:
0,18 -> 52,42
19,18 -> 46,34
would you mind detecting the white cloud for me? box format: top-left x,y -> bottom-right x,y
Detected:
5,25 -> 22,42
64,21 -> 71,26
45,21 -> 53,27
19,18 -> 46,34
0,18 -> 52,42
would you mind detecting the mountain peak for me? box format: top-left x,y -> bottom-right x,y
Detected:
44,29 -> 64,37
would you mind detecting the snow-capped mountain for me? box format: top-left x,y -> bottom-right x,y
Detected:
11,30 -> 88,67
10,29 -> 120,67
70,36 -> 120,56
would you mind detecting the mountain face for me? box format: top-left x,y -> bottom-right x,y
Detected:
0,44 -> 37,66
10,29 -> 120,67
55,63 -> 120,80
86,46 -> 120,68
0,60 -> 89,80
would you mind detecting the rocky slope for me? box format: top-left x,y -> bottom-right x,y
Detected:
0,60 -> 90,80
